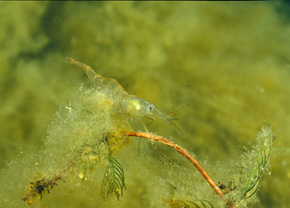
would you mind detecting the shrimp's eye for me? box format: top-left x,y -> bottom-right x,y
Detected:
149,106 -> 153,111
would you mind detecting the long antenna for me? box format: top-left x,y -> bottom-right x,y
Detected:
136,48 -> 150,95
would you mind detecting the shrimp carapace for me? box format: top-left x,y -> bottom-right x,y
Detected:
67,57 -> 178,131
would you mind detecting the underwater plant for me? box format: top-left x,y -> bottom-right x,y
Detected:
18,58 -> 275,207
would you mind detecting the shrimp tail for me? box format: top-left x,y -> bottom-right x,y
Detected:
66,57 -> 101,81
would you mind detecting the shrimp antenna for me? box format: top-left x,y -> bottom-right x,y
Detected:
168,95 -> 192,118
165,96 -> 192,134
136,48 -> 150,95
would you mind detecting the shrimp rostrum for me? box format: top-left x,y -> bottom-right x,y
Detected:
66,57 -> 178,131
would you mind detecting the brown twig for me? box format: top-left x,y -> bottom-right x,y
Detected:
123,131 -> 225,198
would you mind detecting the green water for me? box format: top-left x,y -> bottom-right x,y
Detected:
0,2 -> 289,207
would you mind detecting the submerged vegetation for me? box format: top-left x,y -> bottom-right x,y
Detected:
0,1 -> 289,207
11,58 -> 277,207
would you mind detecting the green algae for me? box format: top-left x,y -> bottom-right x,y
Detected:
0,1 -> 290,207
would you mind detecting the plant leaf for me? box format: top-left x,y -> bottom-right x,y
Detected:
100,157 -> 126,200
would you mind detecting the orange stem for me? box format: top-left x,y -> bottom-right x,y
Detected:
123,131 -> 225,198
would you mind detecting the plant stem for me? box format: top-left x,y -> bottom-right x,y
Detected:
123,131 -> 225,198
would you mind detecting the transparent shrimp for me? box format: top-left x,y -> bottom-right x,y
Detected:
66,57 -> 178,130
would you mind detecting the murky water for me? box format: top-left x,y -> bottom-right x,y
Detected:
0,2 -> 289,207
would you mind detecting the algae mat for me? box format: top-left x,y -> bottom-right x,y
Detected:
0,2 -> 289,207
